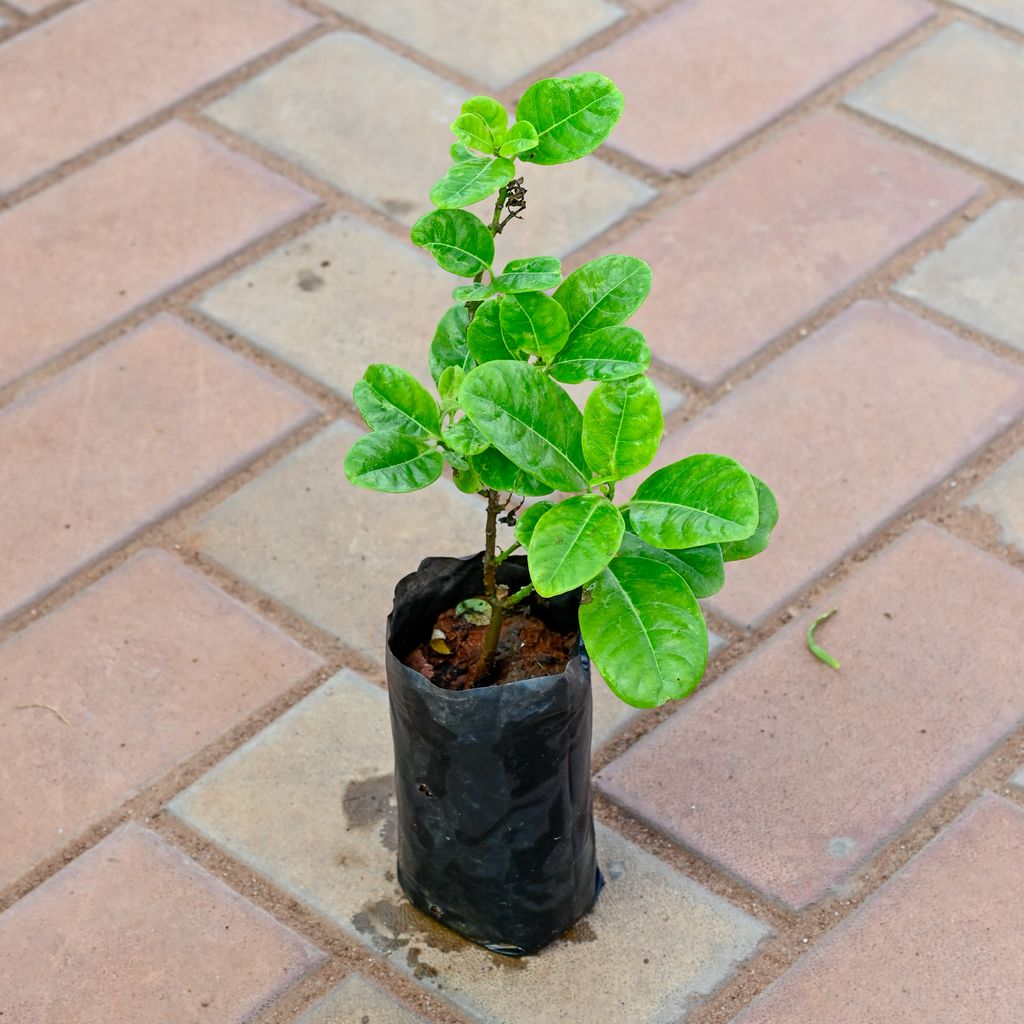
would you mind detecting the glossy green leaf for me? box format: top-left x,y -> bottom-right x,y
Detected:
580,554 -> 708,708
529,495 -> 624,597
437,365 -> 464,402
452,465 -> 482,494
443,416 -> 489,456
452,282 -> 495,303
514,500 -> 555,548
720,476 -> 778,562
499,120 -> 539,158
499,291 -> 570,360
493,256 -> 562,294
618,531 -> 724,599
548,324 -> 651,383
353,364 -> 441,439
467,299 -> 519,363
582,376 -> 662,481
450,112 -> 495,154
441,446 -> 469,470
344,431 -> 443,493
430,156 -> 515,209
554,255 -> 652,341
628,454 -> 758,549
460,361 -> 588,491
411,209 -> 493,277
450,141 -> 474,163
516,73 -> 624,165
429,305 -> 474,385
470,447 -> 551,497
462,96 -> 508,139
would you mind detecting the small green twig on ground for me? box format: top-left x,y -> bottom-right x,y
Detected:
807,608 -> 840,671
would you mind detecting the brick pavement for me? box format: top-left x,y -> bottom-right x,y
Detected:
2,2 -> 1024,1022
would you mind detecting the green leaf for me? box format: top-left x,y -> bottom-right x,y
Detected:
456,597 -> 492,626
628,454 -> 758,549
462,96 -> 508,139
720,476 -> 778,562
807,608 -> 840,671
452,281 -> 495,302
499,120 -> 539,158
353,364 -> 441,439
582,376 -> 662,481
450,141 -> 475,163
411,209 -> 493,277
580,554 -> 708,708
528,495 -> 624,597
441,446 -> 468,470
549,324 -> 651,383
344,431 -> 443,493
429,305 -> 474,385
493,256 -> 562,294
430,156 -> 515,209
499,291 -> 570,360
514,500 -> 555,548
437,365 -> 465,402
460,361 -> 588,492
443,417 -> 489,456
450,112 -> 495,154
554,255 -> 652,341
452,465 -> 482,494
467,299 -> 519,363
516,73 -> 624,165
618,531 -> 724,599
470,447 -> 551,497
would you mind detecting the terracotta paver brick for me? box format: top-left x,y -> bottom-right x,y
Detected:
625,112 -> 979,385
847,23 -> 1024,185
191,421 -> 510,664
204,32 -> 652,240
0,315 -> 317,623
735,795 -> 1024,1022
953,0 -> 1024,31
4,0 -> 55,12
642,301 -> 1024,627
0,0 -> 316,193
323,0 -> 623,89
0,823 -> 324,1023
0,120 -> 318,388
0,549 -> 322,889
599,525 -> 1024,909
896,199 -> 1024,354
296,974 -> 428,1024
575,0 -> 933,172
172,671 -> 770,1024
965,448 -> 1024,554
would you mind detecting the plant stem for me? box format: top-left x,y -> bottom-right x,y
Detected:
466,186 -> 509,325
501,583 -> 534,609
493,541 -> 522,567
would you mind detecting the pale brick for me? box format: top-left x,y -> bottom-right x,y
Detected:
735,795 -> 1024,1023
0,0 -> 316,192
0,315 -> 316,622
0,121 -> 317,387
172,672 -> 770,1024
896,199 -> 1024,354
191,421 -> 500,663
322,0 -> 623,89
644,302 -> 1024,627
575,0 -> 933,172
953,0 -> 1024,31
296,974 -> 427,1024
0,549 -> 322,888
847,23 -> 1024,185
204,33 -> 652,243
599,525 -> 1024,908
0,823 -> 324,1022
965,448 -> 1024,553
626,112 -> 979,385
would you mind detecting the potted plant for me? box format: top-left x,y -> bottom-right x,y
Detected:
344,73 -> 777,956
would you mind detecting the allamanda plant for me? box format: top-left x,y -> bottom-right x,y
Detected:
344,73 -> 778,708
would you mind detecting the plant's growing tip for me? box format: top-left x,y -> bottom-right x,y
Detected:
344,73 -> 778,707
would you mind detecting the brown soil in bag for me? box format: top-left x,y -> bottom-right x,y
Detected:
404,605 -> 578,690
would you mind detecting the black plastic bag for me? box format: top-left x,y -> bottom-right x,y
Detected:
385,553 -> 601,956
